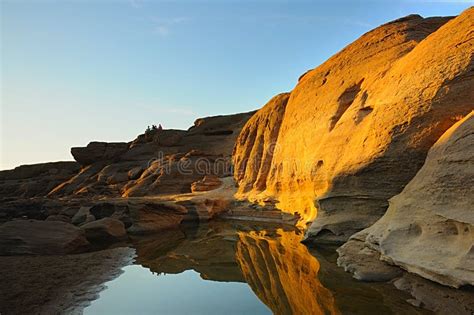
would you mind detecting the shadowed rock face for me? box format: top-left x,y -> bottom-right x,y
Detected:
233,8 -> 474,241
235,229 -> 339,315
339,112 -> 474,288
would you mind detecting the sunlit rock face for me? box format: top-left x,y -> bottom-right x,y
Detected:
233,93 -> 289,203
233,8 -> 474,242
236,229 -> 339,315
340,112 -> 474,288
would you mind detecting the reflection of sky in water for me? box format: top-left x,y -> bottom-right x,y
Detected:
85,265 -> 271,315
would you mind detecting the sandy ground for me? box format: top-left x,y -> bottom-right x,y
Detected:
0,247 -> 135,315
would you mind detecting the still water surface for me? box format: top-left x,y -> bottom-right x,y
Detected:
85,221 -> 425,315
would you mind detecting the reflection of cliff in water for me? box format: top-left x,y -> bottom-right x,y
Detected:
236,229 -> 339,315
132,221 -> 339,314
132,221 -> 246,282
131,220 -> 432,314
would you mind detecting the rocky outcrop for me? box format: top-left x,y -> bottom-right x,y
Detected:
393,274 -> 474,314
1,111 -> 252,202
49,111 -> 254,198
81,217 -> 127,243
233,93 -> 289,198
0,220 -> 89,255
126,201 -> 188,234
120,151 -> 229,197
0,161 -> 80,198
233,9 -> 474,241
71,142 -> 129,166
338,112 -> 474,288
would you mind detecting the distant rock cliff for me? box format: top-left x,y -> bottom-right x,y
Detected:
233,8 -> 474,242
0,162 -> 80,198
46,111 -> 255,198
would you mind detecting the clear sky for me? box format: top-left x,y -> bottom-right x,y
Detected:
1,0 -> 472,170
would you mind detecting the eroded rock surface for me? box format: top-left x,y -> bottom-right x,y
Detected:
0,162 -> 79,198
233,9 -> 474,242
339,112 -> 474,288
233,93 -> 289,198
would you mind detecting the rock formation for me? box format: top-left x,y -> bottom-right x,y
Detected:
48,111 -> 254,198
233,93 -> 289,200
0,161 -> 79,198
233,8 -> 474,242
0,111 -> 255,247
338,112 -> 474,288
81,217 -> 127,243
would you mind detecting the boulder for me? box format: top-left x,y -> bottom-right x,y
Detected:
233,9 -> 473,240
336,232 -> 402,282
71,206 -> 95,225
128,166 -> 144,180
338,112 -> 474,288
126,202 -> 188,235
0,220 -> 89,255
71,142 -> 128,166
81,218 -> 127,243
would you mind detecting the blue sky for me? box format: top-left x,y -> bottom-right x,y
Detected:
1,0 -> 472,170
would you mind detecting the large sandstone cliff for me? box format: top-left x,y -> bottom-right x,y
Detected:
233,8 -> 474,241
338,112 -> 474,288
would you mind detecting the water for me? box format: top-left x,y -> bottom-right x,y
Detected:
84,220 -> 426,315
85,267 -> 270,315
